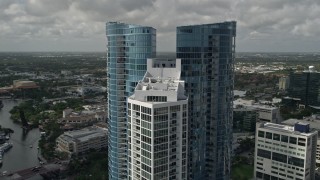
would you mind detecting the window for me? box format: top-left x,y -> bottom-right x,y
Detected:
273,133 -> 280,141
272,152 -> 287,163
258,131 -> 265,138
281,135 -> 288,143
256,172 -> 263,178
289,137 -> 297,145
147,96 -> 167,102
298,138 -> 306,146
288,156 -> 304,168
257,149 -> 271,159
266,132 -> 272,139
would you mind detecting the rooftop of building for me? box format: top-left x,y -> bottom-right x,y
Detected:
60,127 -> 107,143
258,122 -> 317,137
282,115 -> 320,130
106,21 -> 156,30
234,98 -> 278,110
177,21 -> 236,28
129,59 -> 187,103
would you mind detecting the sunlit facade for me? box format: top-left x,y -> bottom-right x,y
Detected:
106,22 -> 156,179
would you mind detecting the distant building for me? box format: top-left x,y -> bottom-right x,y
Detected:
58,108 -> 107,125
279,76 -> 289,90
288,67 -> 320,107
128,59 -> 188,180
254,122 -> 317,180
76,86 -> 107,96
12,80 -> 38,89
233,107 -> 258,132
234,99 -> 281,124
56,127 -> 107,155
256,106 -> 281,123
61,70 -> 72,76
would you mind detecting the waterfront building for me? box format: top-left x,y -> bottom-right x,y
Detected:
288,66 -> 320,107
176,21 -> 236,179
254,122 -> 317,180
56,127 -> 107,156
106,22 -> 156,179
127,59 -> 188,180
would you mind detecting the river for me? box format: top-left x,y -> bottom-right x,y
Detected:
0,99 -> 42,178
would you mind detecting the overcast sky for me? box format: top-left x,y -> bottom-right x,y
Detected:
0,0 -> 319,52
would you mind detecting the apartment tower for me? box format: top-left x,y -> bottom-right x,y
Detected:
127,59 -> 188,180
176,21 -> 236,179
106,22 -> 156,179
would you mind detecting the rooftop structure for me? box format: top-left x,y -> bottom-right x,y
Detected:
130,59 -> 187,103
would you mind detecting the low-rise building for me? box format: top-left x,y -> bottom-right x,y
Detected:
254,122 -> 318,180
58,108 -> 107,126
56,127 -> 107,155
282,115 -> 320,165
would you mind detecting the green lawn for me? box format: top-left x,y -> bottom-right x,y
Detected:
231,164 -> 254,180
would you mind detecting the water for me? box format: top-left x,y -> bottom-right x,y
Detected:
0,99 -> 41,173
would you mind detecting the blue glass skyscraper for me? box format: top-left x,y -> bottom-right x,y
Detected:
176,21 -> 236,180
106,22 -> 156,179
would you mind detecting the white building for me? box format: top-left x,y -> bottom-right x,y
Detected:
76,86 -> 107,96
282,115 -> 320,165
256,106 -> 281,123
127,59 -> 188,180
254,122 -> 318,180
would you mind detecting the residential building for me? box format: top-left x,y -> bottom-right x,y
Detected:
127,59 -> 188,180
176,21 -> 236,179
56,127 -> 107,156
288,66 -> 320,107
254,122 -> 318,180
278,76 -> 289,90
106,22 -> 156,179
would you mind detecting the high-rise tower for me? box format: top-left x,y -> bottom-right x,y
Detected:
128,59 -> 188,180
176,21 -> 236,180
106,22 -> 156,179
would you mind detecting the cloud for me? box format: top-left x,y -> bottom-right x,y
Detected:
0,0 -> 319,52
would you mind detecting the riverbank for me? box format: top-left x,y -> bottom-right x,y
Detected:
0,99 -> 41,173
